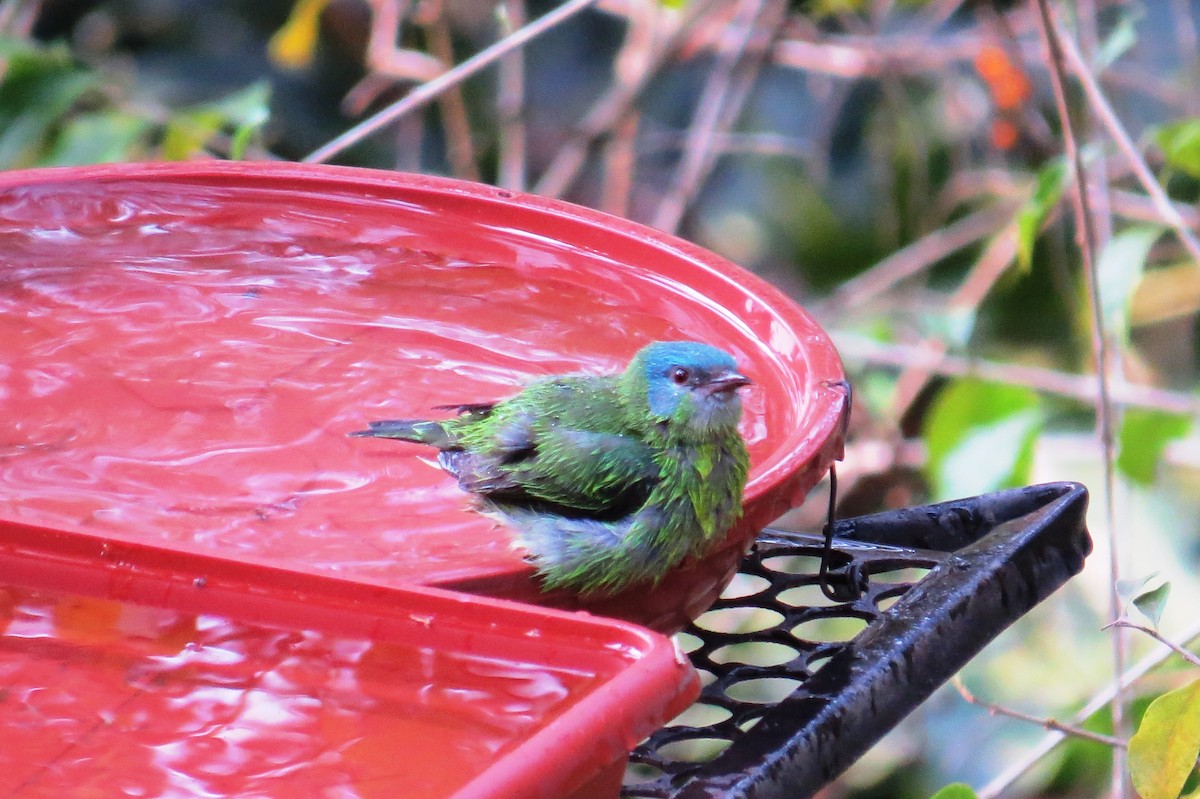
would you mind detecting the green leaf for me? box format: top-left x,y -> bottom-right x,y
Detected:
43,111 -> 150,165
162,83 -> 271,161
1157,119 -> 1200,180
211,81 -> 270,160
1098,225 -> 1164,342
0,40 -> 99,168
930,785 -> 979,799
920,307 -> 976,351
923,379 -> 1043,500
811,0 -> 867,15
858,371 -> 898,422
1098,10 -> 1140,68
1117,407 -> 1191,485
1129,678 -> 1200,799
1015,161 -> 1068,272
1133,582 -> 1172,628
0,35 -> 72,68
1117,573 -> 1171,626
1117,572 -> 1159,604
161,108 -> 226,161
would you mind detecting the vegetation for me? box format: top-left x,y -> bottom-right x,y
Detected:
3,0 -> 1199,795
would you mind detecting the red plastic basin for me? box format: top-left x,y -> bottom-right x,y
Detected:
0,521 -> 698,799
0,162 -> 845,632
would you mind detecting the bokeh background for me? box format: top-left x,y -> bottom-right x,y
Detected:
3,0 -> 1200,795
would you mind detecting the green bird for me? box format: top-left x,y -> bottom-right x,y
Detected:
351,341 -> 751,594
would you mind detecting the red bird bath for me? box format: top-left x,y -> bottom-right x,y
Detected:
0,162 -> 845,798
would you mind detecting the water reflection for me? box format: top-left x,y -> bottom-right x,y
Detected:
0,178 -> 792,586
0,583 -> 598,798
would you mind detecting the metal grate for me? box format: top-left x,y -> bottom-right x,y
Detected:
623,482 -> 1092,799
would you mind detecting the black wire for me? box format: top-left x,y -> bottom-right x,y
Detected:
820,460 -> 840,597
817,463 -> 844,601
817,379 -> 867,602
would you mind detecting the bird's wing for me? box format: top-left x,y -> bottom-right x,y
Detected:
511,427 -> 660,516
445,411 -> 659,517
437,406 -> 537,494
433,402 -> 497,417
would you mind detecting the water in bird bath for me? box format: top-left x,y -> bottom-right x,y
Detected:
0,579 -> 604,798
0,171 -> 813,592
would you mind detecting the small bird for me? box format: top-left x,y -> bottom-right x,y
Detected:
351,341 -> 751,594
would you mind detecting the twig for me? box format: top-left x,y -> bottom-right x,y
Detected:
637,129 -> 819,162
938,167 -> 1200,231
1030,4 -> 1128,797
422,0 -> 480,181
919,0 -> 968,35
0,0 -> 36,38
0,0 -> 23,31
1073,0 -> 1113,249
822,203 -> 1018,312
1110,187 -> 1200,230
497,0 -> 527,191
651,0 -> 779,232
599,0 -> 659,216
890,224 -> 1020,419
978,617 -> 1200,799
1103,63 -> 1193,111
532,0 -> 720,198
832,333 -> 1200,416
1169,0 -> 1200,114
1054,16 -> 1200,267
874,0 -> 962,250
601,113 -> 639,217
341,0 -> 444,118
952,676 -> 1127,750
769,33 -> 983,79
1104,620 -> 1200,669
304,0 -> 604,164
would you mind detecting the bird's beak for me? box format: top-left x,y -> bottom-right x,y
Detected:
706,371 -> 752,394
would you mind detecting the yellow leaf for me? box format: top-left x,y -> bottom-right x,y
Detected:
1129,678 -> 1200,799
268,0 -> 331,70
1131,262 -> 1200,327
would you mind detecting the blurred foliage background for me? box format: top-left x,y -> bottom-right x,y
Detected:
4,0 -> 1200,795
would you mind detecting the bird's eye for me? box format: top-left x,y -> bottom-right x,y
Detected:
670,367 -> 691,385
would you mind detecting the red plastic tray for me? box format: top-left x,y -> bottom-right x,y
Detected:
0,520 -> 698,799
0,161 -> 845,631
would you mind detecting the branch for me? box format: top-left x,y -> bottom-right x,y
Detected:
1030,5 -> 1128,797
423,0 -> 479,181
304,0 -> 605,164
822,203 -> 1018,314
1104,620 -> 1200,669
533,0 -> 721,198
1053,16 -> 1200,266
977,617 -> 1200,799
952,677 -> 1127,750
832,333 -> 1200,416
497,0 -> 528,191
651,0 -> 781,232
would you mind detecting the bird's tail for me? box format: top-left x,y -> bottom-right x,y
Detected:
348,419 -> 453,447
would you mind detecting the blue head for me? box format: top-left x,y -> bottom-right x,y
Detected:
622,341 -> 751,438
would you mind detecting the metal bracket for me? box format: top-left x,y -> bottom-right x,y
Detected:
624,482 -> 1092,798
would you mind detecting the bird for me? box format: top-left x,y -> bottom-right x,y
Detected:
350,341 -> 752,594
